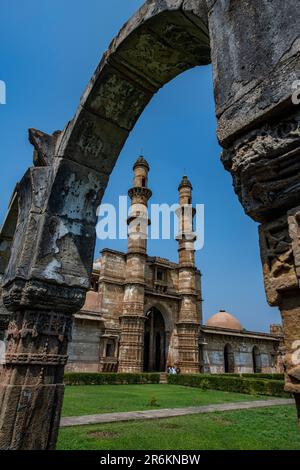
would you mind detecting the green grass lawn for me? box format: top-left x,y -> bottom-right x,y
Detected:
62,384 -> 270,417
58,405 -> 300,450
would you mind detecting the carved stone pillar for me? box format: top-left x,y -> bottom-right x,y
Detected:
222,111 -> 300,420
0,308 -> 72,449
207,0 -> 300,421
0,130 -> 105,449
258,204 -> 300,405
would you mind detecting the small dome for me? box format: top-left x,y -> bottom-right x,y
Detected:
133,156 -> 150,171
206,310 -> 243,331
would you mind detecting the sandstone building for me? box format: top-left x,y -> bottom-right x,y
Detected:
66,157 -> 283,374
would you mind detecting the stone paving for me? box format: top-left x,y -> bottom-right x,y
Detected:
60,398 -> 294,428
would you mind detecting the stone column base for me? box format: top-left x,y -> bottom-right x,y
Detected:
0,309 -> 72,450
0,383 -> 64,450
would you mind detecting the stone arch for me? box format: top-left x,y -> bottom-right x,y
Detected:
224,343 -> 234,373
144,300 -> 174,333
2,1 -> 211,301
144,300 -> 176,371
144,307 -> 166,372
1,0 -> 300,450
55,0 -> 210,179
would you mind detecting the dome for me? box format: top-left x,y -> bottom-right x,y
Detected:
206,310 -> 243,331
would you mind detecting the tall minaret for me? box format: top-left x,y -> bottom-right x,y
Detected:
118,157 -> 152,372
176,176 -> 200,373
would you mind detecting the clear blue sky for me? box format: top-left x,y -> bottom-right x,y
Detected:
0,0 -> 281,331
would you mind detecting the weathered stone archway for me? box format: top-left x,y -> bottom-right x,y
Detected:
144,307 -> 166,372
1,0 -> 300,450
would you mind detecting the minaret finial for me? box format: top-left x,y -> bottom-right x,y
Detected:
178,175 -> 192,191
133,155 -> 150,172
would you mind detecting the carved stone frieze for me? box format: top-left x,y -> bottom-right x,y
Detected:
2,279 -> 86,313
5,353 -> 68,366
222,111 -> 300,222
6,310 -> 73,343
287,205 -> 300,280
259,206 -> 300,306
259,216 -> 298,306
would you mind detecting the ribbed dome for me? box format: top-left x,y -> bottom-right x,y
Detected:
206,310 -> 243,331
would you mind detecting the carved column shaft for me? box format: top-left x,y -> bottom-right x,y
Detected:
0,309 -> 72,449
223,109 -> 300,419
176,177 -> 200,373
0,130 -> 103,449
118,157 -> 152,373
118,315 -> 145,373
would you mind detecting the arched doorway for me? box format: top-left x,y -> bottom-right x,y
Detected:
252,346 -> 262,373
224,344 -> 234,373
144,307 -> 166,372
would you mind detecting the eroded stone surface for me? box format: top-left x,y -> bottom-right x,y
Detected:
208,0 -> 300,145
222,111 -> 300,221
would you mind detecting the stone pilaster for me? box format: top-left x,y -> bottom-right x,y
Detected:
176,176 -> 200,373
118,157 -> 152,373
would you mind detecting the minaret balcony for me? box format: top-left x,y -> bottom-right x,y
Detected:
128,186 -> 152,204
176,233 -> 197,242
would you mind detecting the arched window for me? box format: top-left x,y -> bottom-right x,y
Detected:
252,346 -> 262,373
224,344 -> 234,373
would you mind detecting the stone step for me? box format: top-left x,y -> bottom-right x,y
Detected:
159,372 -> 168,384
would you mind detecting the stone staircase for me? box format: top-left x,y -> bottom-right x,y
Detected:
159,372 -> 168,384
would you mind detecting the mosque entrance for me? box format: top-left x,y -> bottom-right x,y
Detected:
144,307 -> 166,372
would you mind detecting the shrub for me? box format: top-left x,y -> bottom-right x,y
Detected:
64,372 -> 160,386
240,373 -> 284,381
167,374 -> 290,398
148,396 -> 160,407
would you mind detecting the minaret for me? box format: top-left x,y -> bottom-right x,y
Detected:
176,176 -> 200,373
118,157 -> 152,372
